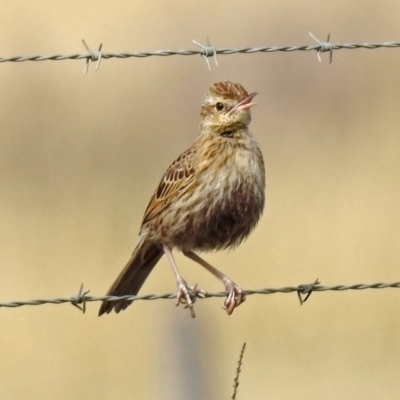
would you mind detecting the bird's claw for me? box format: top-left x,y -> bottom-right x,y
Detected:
223,284 -> 246,315
175,282 -> 206,318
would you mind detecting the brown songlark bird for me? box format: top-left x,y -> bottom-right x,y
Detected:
99,81 -> 265,317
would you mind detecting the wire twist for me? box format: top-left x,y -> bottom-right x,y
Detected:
82,40 -> 103,73
309,32 -> 334,63
192,38 -> 218,70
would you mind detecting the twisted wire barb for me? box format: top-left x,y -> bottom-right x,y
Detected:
0,41 -> 399,63
192,38 -> 218,70
1,281 -> 400,309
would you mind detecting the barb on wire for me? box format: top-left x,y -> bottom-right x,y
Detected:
309,33 -> 334,63
297,278 -> 320,305
0,38 -> 400,64
70,283 -> 90,314
192,38 -> 218,70
1,281 -> 400,310
82,40 -> 103,74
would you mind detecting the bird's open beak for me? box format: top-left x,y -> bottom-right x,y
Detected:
227,92 -> 258,115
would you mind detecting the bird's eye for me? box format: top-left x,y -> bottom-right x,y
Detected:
215,102 -> 224,112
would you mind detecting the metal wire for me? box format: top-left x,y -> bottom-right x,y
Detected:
0,39 -> 399,64
1,281 -> 400,310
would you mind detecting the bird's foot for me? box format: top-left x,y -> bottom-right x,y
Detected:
175,281 -> 206,318
223,282 -> 246,315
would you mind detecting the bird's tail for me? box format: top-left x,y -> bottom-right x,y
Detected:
98,239 -> 164,316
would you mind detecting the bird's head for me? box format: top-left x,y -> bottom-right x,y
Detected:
200,82 -> 257,133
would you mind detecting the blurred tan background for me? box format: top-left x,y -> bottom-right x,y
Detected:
1,0 -> 400,398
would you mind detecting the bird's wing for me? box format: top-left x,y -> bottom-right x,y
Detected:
141,148 -> 196,225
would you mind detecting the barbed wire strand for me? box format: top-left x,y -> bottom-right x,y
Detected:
1,281 -> 400,311
0,38 -> 399,66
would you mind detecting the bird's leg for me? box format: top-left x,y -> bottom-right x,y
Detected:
163,245 -> 198,318
183,250 -> 246,315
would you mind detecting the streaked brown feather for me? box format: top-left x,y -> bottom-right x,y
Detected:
209,81 -> 248,100
142,148 -> 196,225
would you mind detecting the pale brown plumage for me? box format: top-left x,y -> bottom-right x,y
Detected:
99,81 -> 265,317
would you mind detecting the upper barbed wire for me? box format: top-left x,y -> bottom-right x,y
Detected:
0,39 -> 400,64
